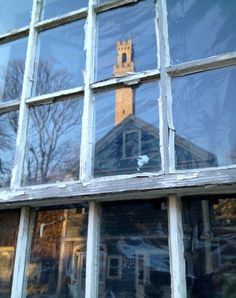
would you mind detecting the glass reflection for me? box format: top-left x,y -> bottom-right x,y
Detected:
26,205 -> 88,298
41,0 -> 87,20
167,0 -> 236,64
23,98 -> 83,185
0,38 -> 27,102
99,200 -> 170,298
0,0 -> 32,35
0,111 -> 18,188
173,66 -> 236,170
182,197 -> 236,298
34,20 -> 85,96
0,209 -> 20,298
94,82 -> 160,177
96,0 -> 157,81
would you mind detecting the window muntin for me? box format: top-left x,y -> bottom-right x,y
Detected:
182,197 -> 236,298
0,0 -> 32,35
96,0 -> 157,81
0,38 -> 27,102
0,209 -> 20,297
40,0 -> 87,21
25,205 -> 88,298
94,82 -> 160,177
22,97 -> 83,186
33,20 -> 85,96
173,66 -> 236,170
167,0 -> 236,64
99,199 -> 170,298
0,111 -> 18,188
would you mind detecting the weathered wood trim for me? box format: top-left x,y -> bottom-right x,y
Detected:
94,0 -> 138,14
34,7 -> 88,32
11,207 -> 31,298
167,51 -> 236,77
0,100 -> 20,113
26,86 -> 84,105
91,69 -> 160,91
10,0 -> 41,188
158,0 -> 170,174
79,0 -> 96,181
2,167 -> 236,205
0,26 -> 29,44
85,202 -> 101,298
168,196 -> 187,298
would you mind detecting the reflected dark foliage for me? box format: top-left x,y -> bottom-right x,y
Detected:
182,198 -> 236,298
0,111 -> 18,188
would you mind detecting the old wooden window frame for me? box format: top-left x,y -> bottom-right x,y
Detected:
0,0 -> 235,298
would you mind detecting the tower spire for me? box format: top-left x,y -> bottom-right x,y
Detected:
113,39 -> 134,125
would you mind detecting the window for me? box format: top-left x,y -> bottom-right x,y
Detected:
0,0 -> 236,298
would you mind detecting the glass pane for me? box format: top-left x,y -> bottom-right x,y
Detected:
25,205 -> 88,298
173,66 -> 236,170
99,199 -> 170,298
167,0 -> 236,64
0,38 -> 27,102
182,197 -> 236,298
0,209 -> 20,298
0,0 -> 32,35
34,20 -> 85,96
22,97 -> 83,185
94,82 -> 160,177
96,0 -> 157,81
0,111 -> 18,188
41,0 -> 87,20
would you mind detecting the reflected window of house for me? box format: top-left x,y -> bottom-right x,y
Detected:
0,38 -> 27,102
167,0 -> 236,64
25,205 -> 88,298
96,0 -> 157,81
99,199 -> 170,298
0,209 -> 20,297
40,0 -> 87,20
0,111 -> 18,188
22,97 -> 83,185
94,82 -> 160,177
33,20 -> 85,96
0,0 -> 32,35
173,65 -> 236,170
182,197 -> 236,298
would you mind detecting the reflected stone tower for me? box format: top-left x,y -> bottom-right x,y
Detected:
113,39 -> 134,125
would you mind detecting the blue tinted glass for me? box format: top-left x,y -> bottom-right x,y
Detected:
167,0 -> 236,64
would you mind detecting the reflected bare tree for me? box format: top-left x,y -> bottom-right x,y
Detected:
0,59 -> 82,186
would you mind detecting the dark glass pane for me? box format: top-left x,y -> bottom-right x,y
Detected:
0,0 -> 32,35
26,205 -> 88,298
173,66 -> 236,170
94,82 -> 160,177
0,111 -> 18,188
99,199 -> 170,298
167,0 -> 236,64
41,0 -> 87,20
0,38 -> 27,102
23,98 -> 83,185
96,0 -> 157,81
34,21 -> 85,96
0,209 -> 20,298
182,197 -> 236,298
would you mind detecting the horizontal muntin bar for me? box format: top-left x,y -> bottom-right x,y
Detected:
26,86 -> 84,105
0,26 -> 29,44
94,0 -> 138,14
167,51 -> 236,77
0,100 -> 20,113
34,7 -> 88,32
91,69 -> 160,91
